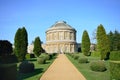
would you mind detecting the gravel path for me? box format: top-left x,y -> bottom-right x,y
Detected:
40,54 -> 86,80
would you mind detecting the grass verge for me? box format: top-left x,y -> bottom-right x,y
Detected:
66,53 -> 110,80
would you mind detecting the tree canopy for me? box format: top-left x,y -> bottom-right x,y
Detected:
33,37 -> 43,57
107,30 -> 120,51
14,27 -> 28,62
81,30 -> 91,56
96,24 -> 110,60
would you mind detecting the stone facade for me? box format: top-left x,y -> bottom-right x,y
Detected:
44,21 -> 77,53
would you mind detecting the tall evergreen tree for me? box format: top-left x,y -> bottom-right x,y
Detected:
113,30 -> 120,50
107,31 -> 114,51
81,30 -> 91,56
96,24 -> 110,60
33,37 -> 42,57
14,27 -> 28,61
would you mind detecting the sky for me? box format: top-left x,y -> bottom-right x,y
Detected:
0,0 -> 120,44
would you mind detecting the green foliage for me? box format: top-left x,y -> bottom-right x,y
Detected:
73,55 -> 79,60
37,58 -> 46,64
96,24 -> 110,60
78,57 -> 89,63
14,27 -> 28,62
1,55 -> 18,63
91,51 -> 100,57
25,54 -> 35,59
44,55 -> 50,60
0,63 -> 17,80
33,37 -> 43,57
90,61 -> 106,72
110,51 -> 120,61
110,61 -> 120,80
0,40 -> 13,56
107,30 -> 120,51
107,31 -> 114,51
0,40 -> 17,63
19,61 -> 34,73
81,30 -> 91,56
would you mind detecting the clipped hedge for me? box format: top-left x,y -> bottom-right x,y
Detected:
110,61 -> 120,80
90,61 -> 106,72
73,55 -> 79,60
19,61 -> 34,73
110,51 -> 120,61
37,58 -> 46,64
0,63 -> 17,80
44,55 -> 50,60
0,55 -> 18,63
25,54 -> 35,59
78,57 -> 89,63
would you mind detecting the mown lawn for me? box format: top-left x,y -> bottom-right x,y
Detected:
17,54 -> 56,80
66,53 -> 110,80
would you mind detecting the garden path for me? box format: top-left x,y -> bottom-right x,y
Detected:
40,54 -> 86,80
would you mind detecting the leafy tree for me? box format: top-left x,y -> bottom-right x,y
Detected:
96,24 -> 110,60
81,30 -> 91,56
33,37 -> 42,57
14,27 -> 28,62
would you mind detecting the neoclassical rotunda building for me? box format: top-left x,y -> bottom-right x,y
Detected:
44,21 -> 77,53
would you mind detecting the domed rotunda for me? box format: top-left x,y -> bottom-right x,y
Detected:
45,21 -> 77,53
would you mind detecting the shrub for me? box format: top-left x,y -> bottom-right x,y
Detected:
25,54 -> 31,59
110,51 -> 120,61
0,63 -> 17,80
71,54 -> 75,58
90,61 -> 106,72
110,61 -> 120,80
25,54 -> 35,59
37,58 -> 46,64
91,51 -> 101,57
19,61 -> 34,73
48,54 -> 53,59
73,55 -> 79,60
44,55 -> 50,60
78,57 -> 89,63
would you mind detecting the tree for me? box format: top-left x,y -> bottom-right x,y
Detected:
96,24 -> 110,60
33,37 -> 42,57
81,30 -> 91,56
14,27 -> 28,62
113,30 -> 120,50
107,30 -> 120,51
107,31 -> 114,51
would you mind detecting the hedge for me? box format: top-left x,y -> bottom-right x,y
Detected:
110,51 -> 120,61
25,54 -> 35,59
73,55 -> 79,60
110,61 -> 120,80
90,61 -> 106,72
78,57 -> 89,63
0,63 -> 17,80
37,58 -> 46,64
19,61 -> 34,73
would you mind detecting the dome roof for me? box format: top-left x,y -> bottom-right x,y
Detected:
46,21 -> 76,32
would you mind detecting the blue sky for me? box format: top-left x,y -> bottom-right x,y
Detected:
0,0 -> 120,44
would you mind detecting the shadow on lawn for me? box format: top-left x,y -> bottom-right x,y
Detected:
17,68 -> 43,80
